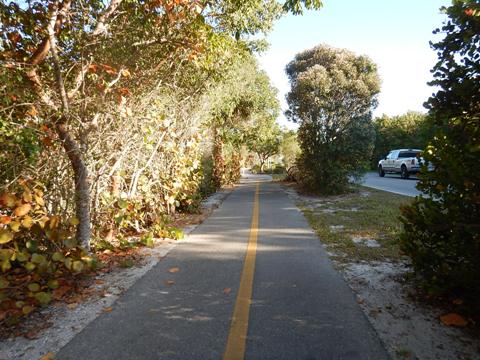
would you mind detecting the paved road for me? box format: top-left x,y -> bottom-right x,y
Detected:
58,175 -> 388,359
360,171 -> 421,197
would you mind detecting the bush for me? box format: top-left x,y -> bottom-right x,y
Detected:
270,165 -> 286,174
400,1 -> 480,296
0,181 -> 93,325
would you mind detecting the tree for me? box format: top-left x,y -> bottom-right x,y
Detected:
247,118 -> 281,172
285,44 -> 380,193
371,111 -> 432,169
279,129 -> 301,170
0,0 -> 324,325
209,56 -> 280,185
400,1 -> 480,295
0,0 -> 317,249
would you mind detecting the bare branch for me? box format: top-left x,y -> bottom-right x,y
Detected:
92,0 -> 123,36
47,0 -> 70,114
67,63 -> 90,100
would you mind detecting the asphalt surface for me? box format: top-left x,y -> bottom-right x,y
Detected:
360,171 -> 421,197
57,175 -> 389,359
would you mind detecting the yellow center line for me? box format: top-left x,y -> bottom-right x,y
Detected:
224,183 -> 260,360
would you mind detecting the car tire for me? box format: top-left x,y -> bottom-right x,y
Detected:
378,166 -> 385,177
401,165 -> 409,179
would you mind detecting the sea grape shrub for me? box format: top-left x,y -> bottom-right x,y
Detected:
400,1 -> 480,296
0,180 -> 93,325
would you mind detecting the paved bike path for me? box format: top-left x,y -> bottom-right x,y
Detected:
57,177 -> 388,359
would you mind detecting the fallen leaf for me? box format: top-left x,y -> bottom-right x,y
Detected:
103,306 -> 113,313
119,87 -> 131,96
452,298 -> 464,306
102,64 -> 116,75
26,105 -> 38,117
67,303 -> 78,310
440,313 -> 468,327
24,330 -> 39,340
52,285 -> 71,300
88,64 -> 98,73
95,280 -> 105,285
39,352 -> 53,360
168,267 -> 180,273
223,287 -> 231,295
164,280 -> 175,286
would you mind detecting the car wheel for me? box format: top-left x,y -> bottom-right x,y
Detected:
401,165 -> 409,179
378,166 -> 385,177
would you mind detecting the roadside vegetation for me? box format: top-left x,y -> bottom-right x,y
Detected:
300,188 -> 409,264
400,1 -> 480,302
370,112 -> 432,169
284,0 -> 479,329
0,0 -> 322,331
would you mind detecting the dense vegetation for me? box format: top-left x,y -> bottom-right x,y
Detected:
285,44 -> 380,194
400,0 -> 480,298
0,0 -> 321,326
371,111 -> 432,169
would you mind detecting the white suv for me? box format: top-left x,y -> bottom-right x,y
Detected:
378,149 -> 423,179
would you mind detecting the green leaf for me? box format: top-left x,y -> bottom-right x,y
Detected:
16,251 -> 29,262
24,262 -> 36,271
118,199 -> 128,209
28,283 -> 40,292
63,238 -> 77,249
64,258 -> 72,270
0,229 -> 13,244
34,291 -> 52,306
81,256 -> 94,267
72,261 -> 84,273
0,249 -> 11,261
47,279 -> 59,289
1,259 -> 11,272
52,252 -> 65,262
31,253 -> 46,264
0,276 -> 9,289
22,305 -> 34,315
9,221 -> 21,232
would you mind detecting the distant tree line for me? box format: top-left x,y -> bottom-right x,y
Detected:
371,111 -> 433,169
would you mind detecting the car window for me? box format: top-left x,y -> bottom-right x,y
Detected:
399,151 -> 420,158
387,151 -> 397,159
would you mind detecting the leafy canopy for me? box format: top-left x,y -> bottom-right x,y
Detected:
286,44 -> 380,193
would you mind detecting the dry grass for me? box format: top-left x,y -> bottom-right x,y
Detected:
298,187 -> 412,263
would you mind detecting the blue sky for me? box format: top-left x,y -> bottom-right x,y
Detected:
258,0 -> 450,128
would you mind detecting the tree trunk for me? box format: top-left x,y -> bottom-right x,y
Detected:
259,158 -> 266,173
212,126 -> 224,188
56,121 -> 91,250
